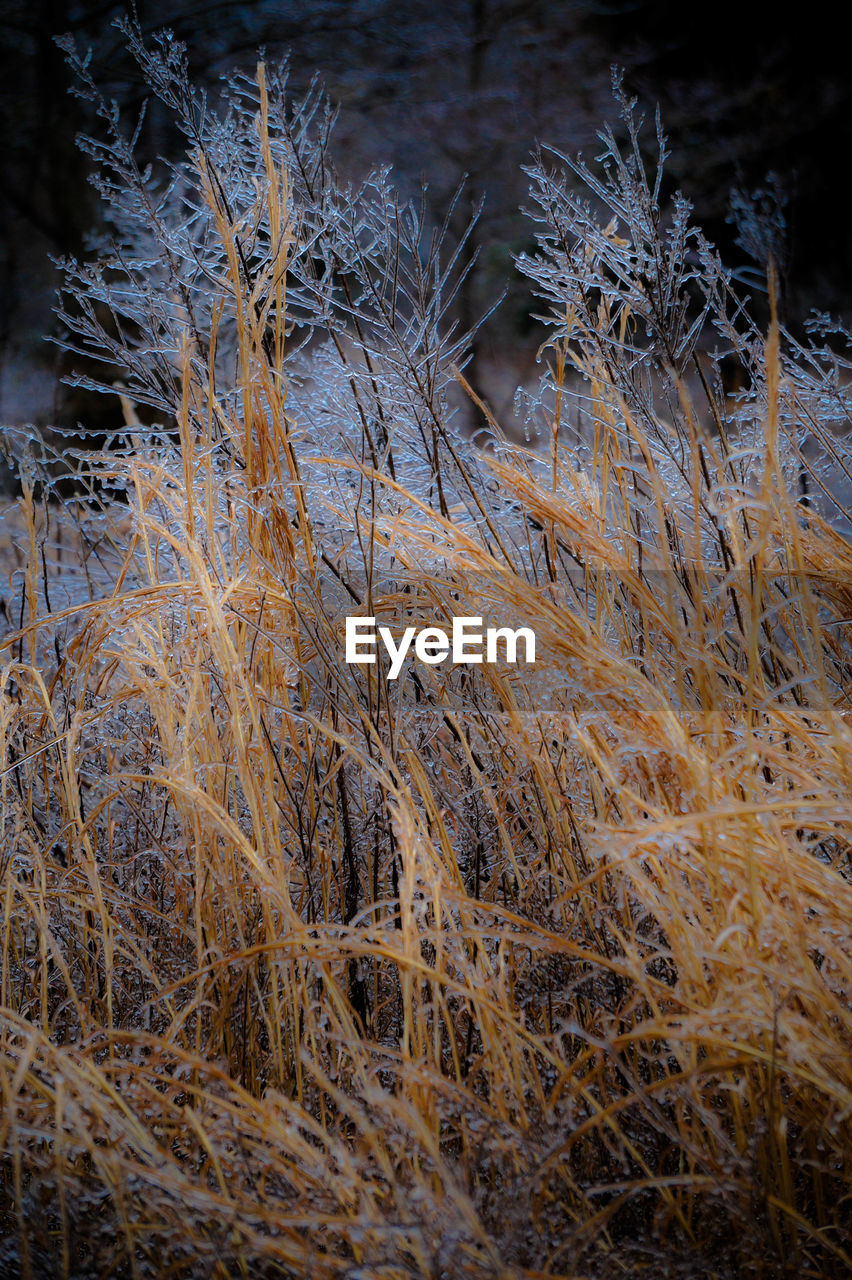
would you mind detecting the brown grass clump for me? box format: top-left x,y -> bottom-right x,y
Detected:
1,30 -> 851,1279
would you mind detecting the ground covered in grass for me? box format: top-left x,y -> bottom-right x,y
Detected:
1,26 -> 851,1279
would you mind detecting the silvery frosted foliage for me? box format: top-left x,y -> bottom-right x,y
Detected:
727,175 -> 789,290
53,16 -> 505,547
49,25 -> 848,565
771,316 -> 852,528
517,72 -> 725,384
512,70 -> 837,561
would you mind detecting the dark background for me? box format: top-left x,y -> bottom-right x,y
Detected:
1,0 -> 848,439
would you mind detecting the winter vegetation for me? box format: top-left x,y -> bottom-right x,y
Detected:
1,19 -> 851,1278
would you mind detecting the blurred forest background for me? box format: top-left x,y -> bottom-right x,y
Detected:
1,0 -> 850,454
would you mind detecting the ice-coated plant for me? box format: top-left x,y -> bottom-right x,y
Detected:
0,20 -> 850,1280
54,17 -> 501,525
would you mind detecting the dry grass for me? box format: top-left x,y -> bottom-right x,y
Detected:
1,49 -> 851,1280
